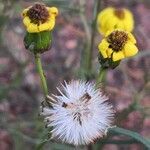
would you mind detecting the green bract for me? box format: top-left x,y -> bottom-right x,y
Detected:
98,53 -> 121,69
24,31 -> 52,54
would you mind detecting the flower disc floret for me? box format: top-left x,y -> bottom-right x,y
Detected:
27,3 -> 49,24
107,30 -> 128,52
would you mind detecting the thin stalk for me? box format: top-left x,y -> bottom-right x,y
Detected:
88,0 -> 101,74
34,53 -> 48,97
89,0 -> 101,60
79,0 -> 101,80
96,67 -> 106,87
79,0 -> 91,80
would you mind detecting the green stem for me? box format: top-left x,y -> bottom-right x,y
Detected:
87,0 -> 101,72
79,0 -> 91,80
109,127 -> 150,149
79,0 -> 101,80
86,0 -> 101,73
90,0 -> 101,53
96,67 -> 106,87
34,53 -> 48,97
36,139 -> 48,150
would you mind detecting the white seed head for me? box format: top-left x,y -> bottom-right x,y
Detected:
40,80 -> 114,145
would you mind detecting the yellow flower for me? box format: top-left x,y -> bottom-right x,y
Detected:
97,7 -> 134,35
22,3 -> 58,33
98,30 -> 138,62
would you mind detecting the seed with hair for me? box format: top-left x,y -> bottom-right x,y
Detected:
62,102 -> 68,108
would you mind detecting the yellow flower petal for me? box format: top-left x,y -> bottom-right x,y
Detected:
122,9 -> 134,32
27,23 -> 39,33
124,9 -> 134,22
23,16 -> 31,27
38,23 -> 50,32
47,19 -> 55,30
98,39 -> 109,58
22,8 -> 29,17
105,30 -> 113,37
98,39 -> 109,50
124,9 -> 133,16
123,42 -> 138,57
38,19 -> 55,32
97,8 -> 115,35
47,7 -> 58,17
106,48 -> 113,58
98,7 -> 114,24
100,50 -> 107,58
112,51 -> 125,61
104,16 -> 118,32
128,32 -> 136,44
98,27 -> 106,35
97,14 -> 107,34
98,14 -> 113,35
114,20 -> 124,29
123,19 -> 134,32
100,13 -> 113,28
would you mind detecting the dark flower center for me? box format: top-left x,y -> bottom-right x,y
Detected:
27,3 -> 49,25
107,30 -> 128,52
114,8 -> 125,19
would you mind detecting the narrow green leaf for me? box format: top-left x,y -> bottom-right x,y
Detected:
108,127 -> 150,149
36,139 -> 49,150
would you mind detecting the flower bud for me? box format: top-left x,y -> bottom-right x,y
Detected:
22,3 -> 58,53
